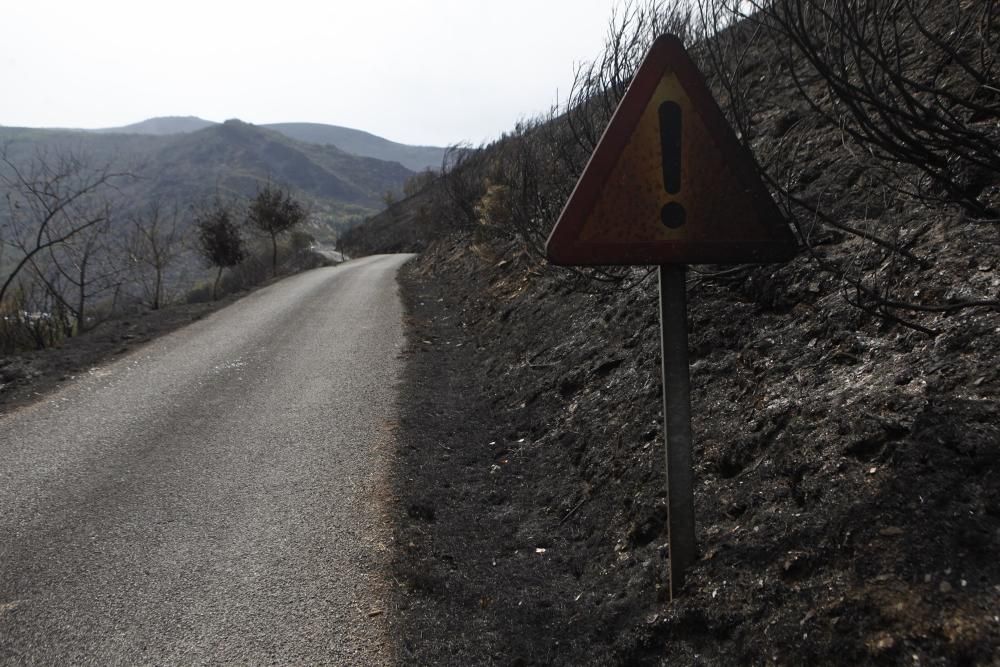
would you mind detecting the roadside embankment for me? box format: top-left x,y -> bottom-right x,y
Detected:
387,234 -> 999,665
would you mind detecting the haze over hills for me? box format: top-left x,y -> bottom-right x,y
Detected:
92,116 -> 216,136
87,116 -> 446,172
261,123 -> 446,173
0,119 -> 415,239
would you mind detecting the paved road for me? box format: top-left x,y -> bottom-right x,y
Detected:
0,254 -> 413,665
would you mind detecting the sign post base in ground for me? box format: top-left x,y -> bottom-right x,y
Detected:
658,265 -> 696,599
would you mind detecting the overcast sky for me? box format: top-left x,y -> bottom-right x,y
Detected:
1,0 -> 617,147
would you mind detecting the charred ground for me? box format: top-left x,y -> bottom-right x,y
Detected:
356,1 -> 1000,663
384,228 -> 998,665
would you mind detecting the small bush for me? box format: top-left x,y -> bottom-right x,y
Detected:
184,282 -> 215,305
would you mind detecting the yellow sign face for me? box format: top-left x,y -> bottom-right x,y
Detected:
546,35 -> 797,266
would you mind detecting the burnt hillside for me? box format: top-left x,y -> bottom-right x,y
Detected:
347,1 -> 999,664
390,232 -> 997,665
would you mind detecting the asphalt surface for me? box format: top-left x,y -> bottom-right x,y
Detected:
0,254 -> 413,665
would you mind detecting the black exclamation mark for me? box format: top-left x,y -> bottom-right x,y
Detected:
659,101 -> 686,229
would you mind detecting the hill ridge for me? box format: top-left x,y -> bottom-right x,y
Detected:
82,116 -> 445,172
0,119 -> 414,238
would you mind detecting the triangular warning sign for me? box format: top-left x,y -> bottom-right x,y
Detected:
546,35 -> 797,266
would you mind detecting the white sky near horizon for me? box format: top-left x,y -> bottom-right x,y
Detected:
0,0 -> 617,147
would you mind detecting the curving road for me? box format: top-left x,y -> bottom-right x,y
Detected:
0,254 -> 413,665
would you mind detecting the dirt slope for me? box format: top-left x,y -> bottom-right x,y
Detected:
386,233 -> 998,665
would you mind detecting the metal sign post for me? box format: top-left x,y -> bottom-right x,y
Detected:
544,34 -> 798,598
658,265 -> 696,598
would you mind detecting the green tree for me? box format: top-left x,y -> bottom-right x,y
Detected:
195,201 -> 245,300
246,182 -> 307,277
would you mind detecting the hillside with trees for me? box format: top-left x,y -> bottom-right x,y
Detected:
0,137 -> 321,360
0,112 -> 444,409
0,116 -> 417,353
0,120 -> 413,237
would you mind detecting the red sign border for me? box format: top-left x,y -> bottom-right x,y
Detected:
545,34 -> 798,266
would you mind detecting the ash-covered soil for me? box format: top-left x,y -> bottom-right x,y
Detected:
387,234 -> 999,665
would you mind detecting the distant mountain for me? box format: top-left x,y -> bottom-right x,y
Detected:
94,116 -> 215,135
263,123 -> 446,172
0,119 -> 414,238
84,116 -> 446,172
144,120 -> 412,209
